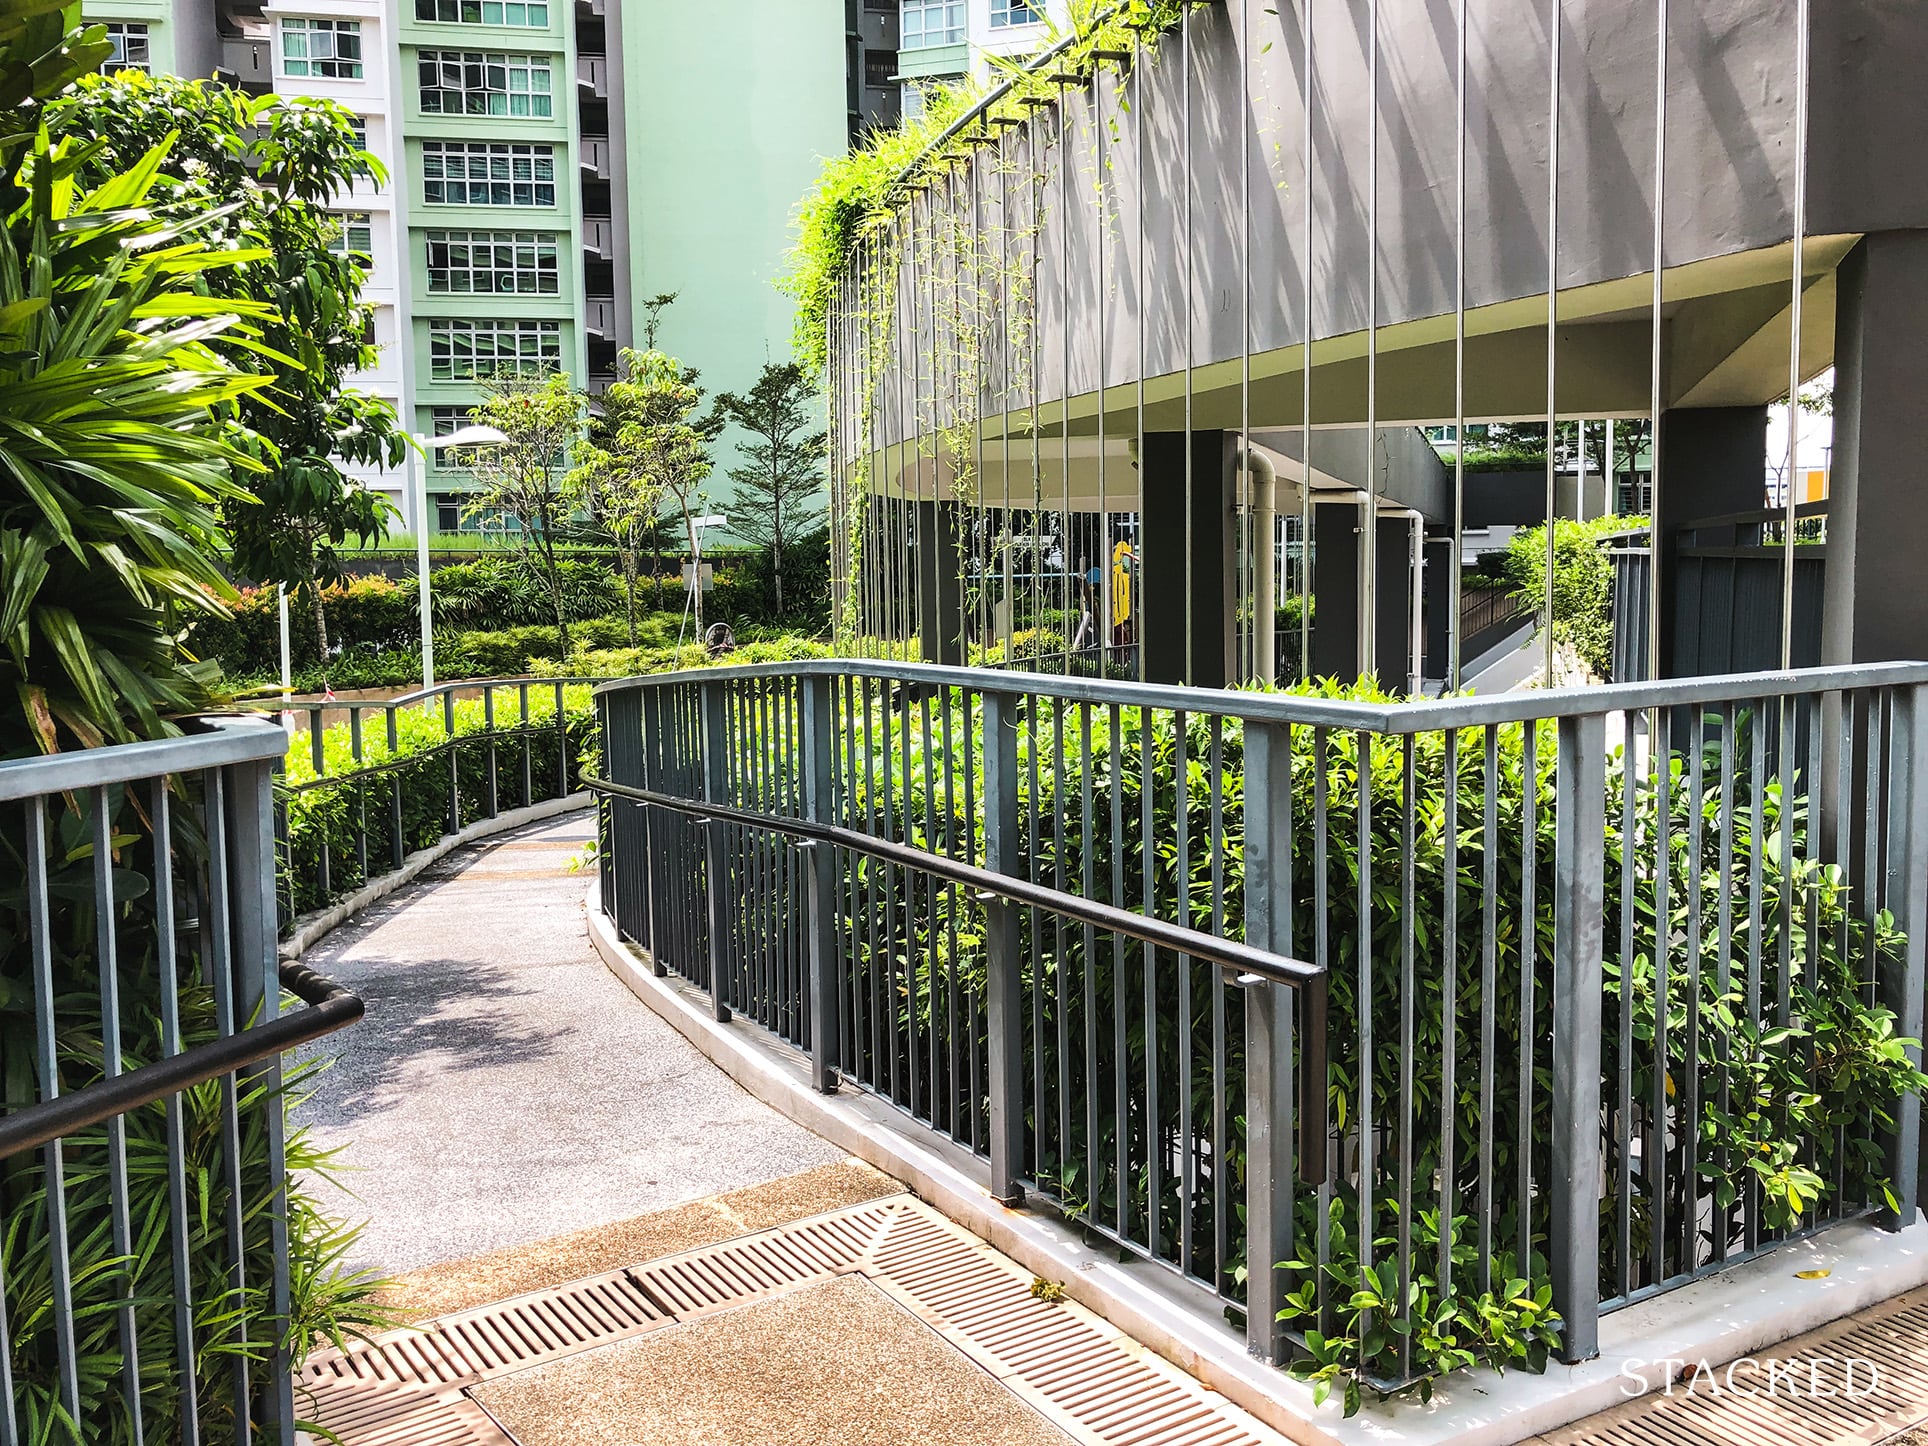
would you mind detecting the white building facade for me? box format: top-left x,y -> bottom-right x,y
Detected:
896,0 -> 1069,120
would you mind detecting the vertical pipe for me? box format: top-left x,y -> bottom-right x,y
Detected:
1646,0 -> 1669,681
1301,0 -> 1314,678
1240,0 -> 1254,685
1780,0 -> 1811,669
1544,0 -> 1563,685
1182,6 -> 1196,685
1451,0 -> 1468,690
1060,77 -> 1075,677
1095,65 -> 1111,677
1361,0 -> 1380,680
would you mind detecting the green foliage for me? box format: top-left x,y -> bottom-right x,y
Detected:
532,633 -> 834,680
1503,517 -> 1636,679
602,349 -> 719,635
188,577 -> 421,683
712,362 -> 826,621
428,554 -> 622,631
49,69 -> 408,680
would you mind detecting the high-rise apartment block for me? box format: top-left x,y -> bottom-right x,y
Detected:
82,0 -> 848,530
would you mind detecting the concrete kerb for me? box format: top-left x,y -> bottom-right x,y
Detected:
280,794 -> 593,962
584,877 -> 1928,1446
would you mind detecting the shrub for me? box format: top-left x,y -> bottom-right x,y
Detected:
190,576 -> 419,681
1504,519 -> 1620,679
529,633 -> 835,680
429,554 -> 621,630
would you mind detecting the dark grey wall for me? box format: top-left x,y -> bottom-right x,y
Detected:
859,0 -> 1916,453
1260,426 -> 1453,523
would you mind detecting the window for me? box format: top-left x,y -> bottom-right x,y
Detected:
426,230 -> 559,294
989,0 -> 1038,26
345,115 -> 377,178
902,78 -> 959,123
326,212 -> 374,256
419,51 -> 553,118
103,21 -> 150,73
900,0 -> 964,49
864,51 -> 895,88
421,141 -> 557,207
416,0 -> 551,24
428,318 -> 561,380
282,18 -> 364,79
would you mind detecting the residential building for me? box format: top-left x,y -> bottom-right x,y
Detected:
896,0 -> 1065,120
79,0 -> 856,534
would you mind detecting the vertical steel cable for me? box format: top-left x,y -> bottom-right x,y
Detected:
1646,0 -> 1668,682
1240,0 -> 1254,683
1362,0 -> 1380,681
1300,0 -> 1314,678
1780,0 -> 1811,670
1182,5 -> 1196,685
1060,75 -> 1075,676
1451,0 -> 1468,690
1544,0 -> 1563,685
1095,60 -> 1111,677
1135,29 -> 1148,680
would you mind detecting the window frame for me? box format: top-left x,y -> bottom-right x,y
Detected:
426,317 -> 563,381
988,0 -> 1040,29
418,49 -> 555,119
281,17 -> 365,80
326,211 -> 375,258
425,229 -> 561,296
899,0 -> 965,49
420,140 -> 559,208
103,21 -> 151,73
414,0 -> 552,25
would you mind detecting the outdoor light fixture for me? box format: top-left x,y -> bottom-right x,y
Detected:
413,424 -> 512,692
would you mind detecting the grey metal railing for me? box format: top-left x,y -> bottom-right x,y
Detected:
590,658 -> 1928,1388
275,678 -> 595,928
0,718 -> 364,1445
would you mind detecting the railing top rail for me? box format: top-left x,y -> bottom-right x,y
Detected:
0,715 -> 290,803
595,659 -> 1928,735
266,676 -> 601,715
1680,500 -> 1830,532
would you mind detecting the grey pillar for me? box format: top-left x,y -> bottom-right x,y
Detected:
1423,534 -> 1456,684
1824,233 -> 1928,667
1373,516 -> 1413,690
1311,502 -> 1360,681
1655,406 -> 1768,676
915,500 -> 964,666
1141,430 -> 1235,688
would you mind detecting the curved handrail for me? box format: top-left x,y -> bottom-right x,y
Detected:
590,657 -> 1928,736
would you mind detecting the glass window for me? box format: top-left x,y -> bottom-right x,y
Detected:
427,318 -> 561,380
426,229 -> 559,294
326,212 -> 374,256
415,0 -> 551,24
282,18 -> 364,79
988,0 -> 1038,27
900,0 -> 964,49
421,141 -> 557,207
103,21 -> 150,73
418,50 -> 553,118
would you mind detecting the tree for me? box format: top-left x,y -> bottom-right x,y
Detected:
713,362 -> 827,620
50,69 -> 409,688
464,370 -> 585,656
567,395 -> 665,646
601,349 -> 719,635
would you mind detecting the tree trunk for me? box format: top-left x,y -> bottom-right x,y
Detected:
310,578 -> 331,689
621,546 -> 639,646
772,525 -> 785,619
686,514 -> 704,638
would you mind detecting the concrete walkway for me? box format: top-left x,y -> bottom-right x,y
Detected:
292,811 -> 846,1276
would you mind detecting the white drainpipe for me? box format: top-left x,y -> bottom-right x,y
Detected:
1238,445 -> 1279,685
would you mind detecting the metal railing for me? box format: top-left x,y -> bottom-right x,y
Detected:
0,718 -> 364,1445
591,658 -> 1928,1385
275,678 -> 596,929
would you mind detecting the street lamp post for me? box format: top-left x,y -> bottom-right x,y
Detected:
415,424 -> 510,691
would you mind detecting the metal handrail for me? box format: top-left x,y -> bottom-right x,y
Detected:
0,715 -> 289,802
582,765 -> 1329,1182
0,961 -> 363,1160
591,657 -> 1928,736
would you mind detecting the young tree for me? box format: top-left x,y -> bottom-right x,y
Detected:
51,70 -> 409,688
713,362 -> 827,620
465,371 -> 586,655
602,349 -> 719,635
567,394 -> 665,646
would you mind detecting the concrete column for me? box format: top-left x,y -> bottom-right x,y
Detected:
1141,431 -> 1235,688
1423,534 -> 1456,685
915,500 -> 964,666
1824,233 -> 1928,666
1311,502 -> 1360,681
1373,515 -> 1414,691
1655,405 -> 1768,675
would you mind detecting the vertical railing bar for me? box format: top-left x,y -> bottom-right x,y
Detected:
901,681 -> 922,1117
1313,724 -> 1333,1328
1177,710 -> 1195,1279
1052,696 -> 1070,1194
1650,706 -> 1672,1284
1081,700 -> 1099,1216
1210,713 -> 1228,1290
351,706 -> 368,885
1616,709 -> 1638,1301
484,683 -> 499,819
1440,727 -> 1460,1300
444,686 -> 459,837
921,687 -> 941,1123
520,681 -> 534,808
1397,736 -> 1417,1382
965,686 -> 983,1148
1746,697 -> 1767,1250
984,688 -> 1025,1206
1110,699 -> 1128,1241
1143,703 -> 1162,1264
1356,726 -> 1375,1335
151,777 -> 202,1446
940,686 -> 961,1138
202,769 -> 253,1438
1029,696 -> 1046,1177
91,786 -> 145,1442
701,680 -> 733,1023
1683,706 -> 1706,1269
25,796 -> 82,1426
1478,723 -> 1498,1295
1714,699 -> 1737,1263
1882,684 -> 1928,1227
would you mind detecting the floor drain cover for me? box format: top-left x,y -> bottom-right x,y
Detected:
301,1196 -> 1286,1446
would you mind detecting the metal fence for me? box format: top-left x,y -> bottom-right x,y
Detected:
275,678 -> 596,929
0,718 -> 364,1445
591,658 -> 1928,1384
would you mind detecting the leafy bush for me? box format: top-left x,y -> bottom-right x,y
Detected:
1504,518 -> 1623,679
188,576 -> 420,684
279,684 -> 598,921
529,633 -> 835,680
429,554 -> 621,630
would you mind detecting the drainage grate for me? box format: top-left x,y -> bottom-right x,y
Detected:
303,1196 -> 1287,1446
1534,1286 -> 1928,1445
